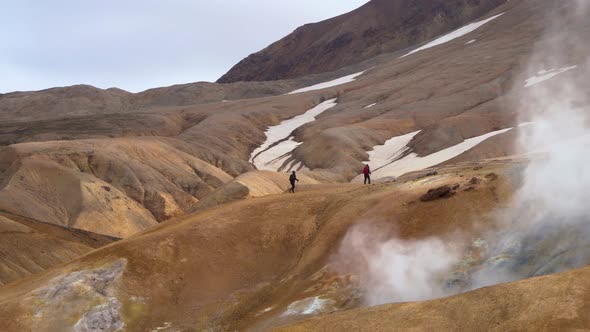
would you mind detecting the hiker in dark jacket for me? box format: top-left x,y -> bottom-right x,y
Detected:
363,164 -> 371,185
289,171 -> 299,193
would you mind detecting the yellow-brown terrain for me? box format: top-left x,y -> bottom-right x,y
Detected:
1,0 -> 590,331
278,264 -> 590,331
0,161 -> 519,331
0,211 -> 117,286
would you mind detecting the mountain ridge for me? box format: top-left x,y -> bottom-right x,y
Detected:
217,0 -> 509,83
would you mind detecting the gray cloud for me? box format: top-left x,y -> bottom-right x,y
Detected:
0,0 -> 368,93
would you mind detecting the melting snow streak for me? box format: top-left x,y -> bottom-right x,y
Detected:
524,66 -> 577,88
401,13 -> 504,58
250,99 -> 337,171
288,71 -> 365,94
356,126 -> 518,182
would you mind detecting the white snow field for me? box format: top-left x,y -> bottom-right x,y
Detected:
366,131 -> 421,170
524,66 -> 577,88
354,125 -> 521,182
401,13 -> 504,58
250,99 -> 338,171
364,103 -> 378,108
288,71 -> 365,94
465,39 -> 477,45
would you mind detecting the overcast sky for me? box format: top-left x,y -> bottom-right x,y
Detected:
0,0 -> 369,93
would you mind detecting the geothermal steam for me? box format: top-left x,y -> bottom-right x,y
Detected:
336,224 -> 461,305
470,0 -> 590,288
336,1 -> 590,306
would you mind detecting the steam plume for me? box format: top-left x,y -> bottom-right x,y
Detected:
335,0 -> 590,305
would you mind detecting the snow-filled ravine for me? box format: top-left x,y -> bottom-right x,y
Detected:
288,71 -> 365,94
524,66 -> 577,88
250,99 -> 338,171
401,13 -> 504,58
354,124 -> 530,182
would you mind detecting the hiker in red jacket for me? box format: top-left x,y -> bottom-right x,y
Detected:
363,164 -> 371,185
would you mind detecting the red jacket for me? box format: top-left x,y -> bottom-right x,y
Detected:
363,165 -> 371,175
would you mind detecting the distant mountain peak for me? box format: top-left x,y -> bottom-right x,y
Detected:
217,0 -> 508,83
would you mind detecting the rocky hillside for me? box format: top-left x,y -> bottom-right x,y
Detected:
1,0 -> 590,330
217,0 -> 508,83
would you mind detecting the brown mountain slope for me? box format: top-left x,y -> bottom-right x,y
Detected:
0,79 -> 298,122
1,0 -> 571,184
217,0 -> 508,83
0,137 -> 233,237
193,170 -> 322,210
0,161 -> 519,331
0,0 -> 582,250
0,212 -> 117,286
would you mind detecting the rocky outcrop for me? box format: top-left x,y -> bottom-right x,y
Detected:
420,185 -> 455,202
29,260 -> 127,332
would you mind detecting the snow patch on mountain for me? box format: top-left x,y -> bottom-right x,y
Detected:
524,66 -> 577,88
365,131 -> 421,170
250,99 -> 337,171
356,126 -> 521,181
402,13 -> 504,58
288,72 -> 365,94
